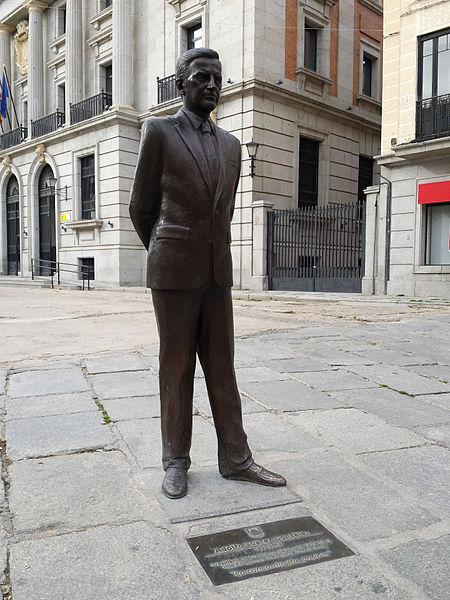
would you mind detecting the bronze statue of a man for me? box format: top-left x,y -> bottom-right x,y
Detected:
129,47 -> 286,499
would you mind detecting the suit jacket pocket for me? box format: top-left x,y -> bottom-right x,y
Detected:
155,224 -> 190,240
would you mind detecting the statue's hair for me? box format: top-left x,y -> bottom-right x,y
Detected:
175,48 -> 220,88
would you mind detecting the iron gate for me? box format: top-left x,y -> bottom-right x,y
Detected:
267,203 -> 366,293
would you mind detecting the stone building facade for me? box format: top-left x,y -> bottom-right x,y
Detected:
0,0 -> 382,290
363,0 -> 450,297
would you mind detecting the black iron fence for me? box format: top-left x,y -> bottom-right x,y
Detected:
267,203 -> 366,293
416,93 -> 450,141
0,126 -> 28,150
157,74 -> 178,104
70,91 -> 112,125
31,110 -> 65,138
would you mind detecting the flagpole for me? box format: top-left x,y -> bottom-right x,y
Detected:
3,65 -> 20,129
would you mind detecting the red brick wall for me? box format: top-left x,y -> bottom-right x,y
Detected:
329,2 -> 339,96
353,1 -> 383,104
285,0 -> 298,81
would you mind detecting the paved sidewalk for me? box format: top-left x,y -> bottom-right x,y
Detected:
1,296 -> 449,598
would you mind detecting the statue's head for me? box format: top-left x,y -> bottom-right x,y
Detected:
176,48 -> 222,118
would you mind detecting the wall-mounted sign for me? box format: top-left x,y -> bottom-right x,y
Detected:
60,214 -> 69,222
418,181 -> 450,204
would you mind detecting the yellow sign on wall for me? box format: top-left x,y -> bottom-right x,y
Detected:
60,214 -> 69,222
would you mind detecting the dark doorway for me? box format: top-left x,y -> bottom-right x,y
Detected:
6,176 -> 20,275
38,165 -> 56,275
358,156 -> 374,204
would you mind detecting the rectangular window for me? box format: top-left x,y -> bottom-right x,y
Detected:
57,5 -> 66,36
417,28 -> 450,140
80,155 -> 95,220
187,22 -> 202,49
358,156 -> 373,204
362,54 -> 373,97
57,84 -> 65,116
304,25 -> 318,72
425,203 -> 450,265
105,0 -> 113,7
105,64 -> 112,95
298,137 -> 319,207
79,257 -> 95,281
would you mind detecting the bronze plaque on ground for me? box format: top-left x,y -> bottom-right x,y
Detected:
186,516 -> 355,585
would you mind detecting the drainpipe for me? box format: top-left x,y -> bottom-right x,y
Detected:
372,193 -> 378,295
379,175 -> 392,295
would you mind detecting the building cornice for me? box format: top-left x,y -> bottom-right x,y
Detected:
0,108 -> 140,159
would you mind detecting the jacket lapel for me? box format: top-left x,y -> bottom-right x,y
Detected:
173,110 -> 211,194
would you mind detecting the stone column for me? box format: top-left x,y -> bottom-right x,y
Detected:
66,0 -> 83,117
0,25 -> 13,82
27,1 -> 47,128
112,0 -> 134,109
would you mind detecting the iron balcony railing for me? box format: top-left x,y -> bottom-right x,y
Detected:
70,91 -> 112,125
416,93 -> 450,141
31,110 -> 65,138
157,74 -> 178,104
0,126 -> 28,150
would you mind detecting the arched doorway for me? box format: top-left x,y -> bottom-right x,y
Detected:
38,165 -> 56,275
6,175 -> 20,275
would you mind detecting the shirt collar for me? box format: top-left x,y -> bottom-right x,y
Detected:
182,108 -> 217,135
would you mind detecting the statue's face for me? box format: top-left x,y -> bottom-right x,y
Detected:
181,57 -> 222,117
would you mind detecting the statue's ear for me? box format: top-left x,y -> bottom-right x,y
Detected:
176,78 -> 184,95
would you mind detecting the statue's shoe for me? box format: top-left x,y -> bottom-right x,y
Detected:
225,463 -> 286,487
162,467 -> 188,499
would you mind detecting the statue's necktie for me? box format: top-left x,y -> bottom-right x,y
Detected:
201,120 -> 219,191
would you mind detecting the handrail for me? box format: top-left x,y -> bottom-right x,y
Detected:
31,258 -> 92,290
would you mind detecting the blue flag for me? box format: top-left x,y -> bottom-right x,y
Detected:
1,73 -> 8,120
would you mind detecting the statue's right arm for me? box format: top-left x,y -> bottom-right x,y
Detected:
129,118 -> 163,251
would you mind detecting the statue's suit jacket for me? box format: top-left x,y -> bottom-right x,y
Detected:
129,108 -> 241,289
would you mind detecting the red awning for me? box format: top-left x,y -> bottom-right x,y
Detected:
418,181 -> 450,204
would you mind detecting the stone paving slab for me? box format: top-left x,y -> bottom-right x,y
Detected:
193,393 -> 265,418
102,395 -> 160,421
243,411 -> 320,453
415,392 -> 450,410
286,409 -> 427,453
338,347 -> 429,367
235,366 -> 289,385
405,364 -> 450,381
359,446 -> 450,513
412,424 -> 450,448
116,416 -> 217,469
140,466 -> 302,524
5,391 -> 96,420
330,387 -> 450,427
90,369 -> 159,399
9,521 -> 200,600
83,352 -> 149,374
0,532 -> 6,584
0,369 -> 6,394
262,356 -> 330,372
291,369 -> 379,392
239,379 -> 345,412
8,367 -> 90,397
6,412 -> 115,460
272,453 -> 437,541
235,339 -> 296,361
8,451 -> 149,534
346,364 -> 450,395
294,347 -> 371,366
379,537 -> 450,600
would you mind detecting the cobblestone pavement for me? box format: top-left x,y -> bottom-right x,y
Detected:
0,285 -> 449,599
